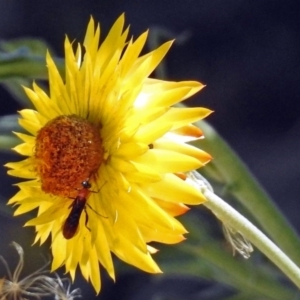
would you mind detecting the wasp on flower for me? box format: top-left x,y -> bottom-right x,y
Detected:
6,14 -> 212,293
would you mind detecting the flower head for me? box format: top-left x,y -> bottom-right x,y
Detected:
0,242 -> 51,299
6,15 -> 212,293
42,274 -> 82,300
0,242 -> 82,300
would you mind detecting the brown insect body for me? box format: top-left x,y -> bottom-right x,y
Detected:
63,180 -> 91,239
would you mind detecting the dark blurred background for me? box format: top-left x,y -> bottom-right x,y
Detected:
0,0 -> 300,299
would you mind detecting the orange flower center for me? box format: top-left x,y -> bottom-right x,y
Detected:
35,115 -> 103,197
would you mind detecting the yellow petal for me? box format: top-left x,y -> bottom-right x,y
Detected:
134,149 -> 203,173
154,137 -> 212,164
146,173 -> 206,205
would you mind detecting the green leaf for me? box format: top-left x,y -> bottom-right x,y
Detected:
0,115 -> 23,151
161,215 -> 297,300
0,114 -> 21,133
0,38 -> 64,80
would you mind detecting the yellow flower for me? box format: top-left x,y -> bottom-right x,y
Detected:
6,15 -> 212,293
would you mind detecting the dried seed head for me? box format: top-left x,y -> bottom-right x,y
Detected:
35,115 -> 104,197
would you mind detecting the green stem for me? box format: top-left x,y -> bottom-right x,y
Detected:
201,187 -> 300,290
178,243 -> 295,300
193,120 -> 300,266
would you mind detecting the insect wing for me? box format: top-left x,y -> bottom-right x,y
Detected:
63,198 -> 86,239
